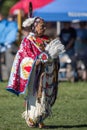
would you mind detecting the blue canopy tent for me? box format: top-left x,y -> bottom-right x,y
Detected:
34,0 -> 87,22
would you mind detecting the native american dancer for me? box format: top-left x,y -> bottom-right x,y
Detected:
7,17 -> 65,128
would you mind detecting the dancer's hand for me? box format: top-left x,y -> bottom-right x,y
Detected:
35,59 -> 41,66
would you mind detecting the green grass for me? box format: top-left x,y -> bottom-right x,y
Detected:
0,81 -> 87,130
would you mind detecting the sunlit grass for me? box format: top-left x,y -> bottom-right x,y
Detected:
0,81 -> 87,130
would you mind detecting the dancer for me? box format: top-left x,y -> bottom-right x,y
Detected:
7,17 -> 65,128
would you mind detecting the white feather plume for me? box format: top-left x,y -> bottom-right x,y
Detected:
45,38 -> 65,59
22,17 -> 36,27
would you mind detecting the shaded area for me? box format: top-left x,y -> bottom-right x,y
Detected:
45,124 -> 87,129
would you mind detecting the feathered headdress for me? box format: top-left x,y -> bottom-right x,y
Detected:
45,38 -> 65,59
22,17 -> 36,27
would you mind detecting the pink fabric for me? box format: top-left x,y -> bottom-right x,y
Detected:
10,0 -> 54,15
6,37 -> 42,95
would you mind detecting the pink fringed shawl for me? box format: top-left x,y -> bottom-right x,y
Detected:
6,36 -> 42,95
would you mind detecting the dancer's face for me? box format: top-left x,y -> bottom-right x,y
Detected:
35,20 -> 46,36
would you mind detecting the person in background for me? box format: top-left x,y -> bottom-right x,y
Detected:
4,15 -> 18,48
0,14 -> 18,80
0,13 -> 8,47
75,22 -> 87,54
74,22 -> 87,81
5,15 -> 18,77
59,22 -> 77,81
6,17 -> 64,128
0,13 -> 8,81
0,14 -> 18,51
59,22 -> 76,58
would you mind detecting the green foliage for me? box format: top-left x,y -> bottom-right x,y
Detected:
0,82 -> 87,130
0,0 -> 18,16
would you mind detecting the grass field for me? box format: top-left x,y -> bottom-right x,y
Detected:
0,81 -> 87,130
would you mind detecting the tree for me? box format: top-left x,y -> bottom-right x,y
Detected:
0,0 -> 5,6
0,0 -> 18,16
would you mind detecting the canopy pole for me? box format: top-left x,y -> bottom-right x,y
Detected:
17,10 -> 22,44
57,22 -> 61,36
17,10 -> 22,31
